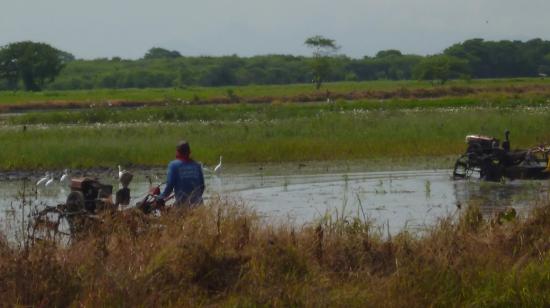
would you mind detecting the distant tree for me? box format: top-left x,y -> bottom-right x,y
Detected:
375,49 -> 402,58
542,53 -> 550,75
59,50 -> 76,63
444,38 -> 550,78
0,41 -> 69,91
33,37 -> 550,91
144,47 -> 181,59
305,35 -> 340,89
0,52 -> 18,90
444,39 -> 488,77
413,55 -> 469,84
200,56 -> 243,86
365,51 -> 422,80
176,64 -> 195,86
344,72 -> 358,81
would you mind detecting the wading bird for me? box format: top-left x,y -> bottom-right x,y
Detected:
118,165 -> 125,180
60,169 -> 70,183
214,156 -> 223,175
45,173 -> 55,187
198,161 -> 212,173
36,172 -> 49,186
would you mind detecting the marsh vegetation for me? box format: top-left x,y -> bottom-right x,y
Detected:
1,98 -> 550,170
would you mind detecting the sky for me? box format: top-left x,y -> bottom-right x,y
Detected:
1,0 -> 549,59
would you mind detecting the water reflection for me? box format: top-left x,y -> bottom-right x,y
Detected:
453,179 -> 549,216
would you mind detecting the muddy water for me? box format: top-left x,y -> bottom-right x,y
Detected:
220,169 -> 550,233
1,166 -> 550,235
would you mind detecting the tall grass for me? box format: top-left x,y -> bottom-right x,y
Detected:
1,108 -> 550,170
2,198 -> 550,306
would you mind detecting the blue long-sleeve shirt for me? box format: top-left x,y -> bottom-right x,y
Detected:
160,159 -> 205,206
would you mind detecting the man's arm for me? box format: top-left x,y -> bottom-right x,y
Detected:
159,163 -> 175,199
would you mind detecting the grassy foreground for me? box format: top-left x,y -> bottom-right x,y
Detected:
2,199 -> 550,306
2,107 -> 550,170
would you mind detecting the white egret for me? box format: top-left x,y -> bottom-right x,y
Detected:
36,172 -> 49,186
118,165 -> 125,180
198,161 -> 212,173
45,173 -> 55,187
60,169 -> 70,183
214,156 -> 223,175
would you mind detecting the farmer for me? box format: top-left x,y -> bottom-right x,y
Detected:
157,140 -> 205,207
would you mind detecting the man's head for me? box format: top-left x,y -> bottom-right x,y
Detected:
177,140 -> 191,156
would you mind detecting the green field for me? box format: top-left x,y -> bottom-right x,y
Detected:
4,96 -> 550,125
1,78 -> 550,170
2,107 -> 550,170
0,78 -> 549,106
2,80 -> 425,105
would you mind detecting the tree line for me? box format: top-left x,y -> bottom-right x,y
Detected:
1,38 -> 550,91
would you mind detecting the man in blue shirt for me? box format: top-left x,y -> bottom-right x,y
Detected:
158,140 -> 205,207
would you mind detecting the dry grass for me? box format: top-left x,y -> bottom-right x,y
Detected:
2,199 -> 550,306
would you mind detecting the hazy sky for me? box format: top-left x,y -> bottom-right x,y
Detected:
1,0 -> 549,59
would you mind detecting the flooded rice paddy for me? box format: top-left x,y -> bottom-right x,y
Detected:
2,162 -> 550,235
